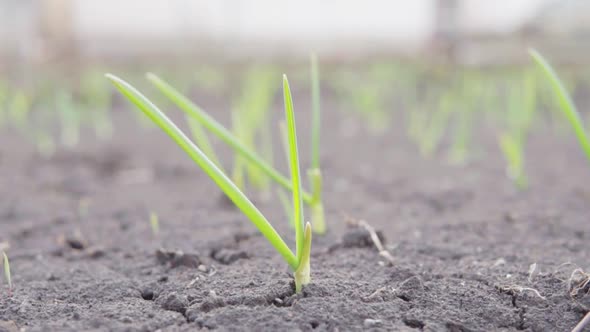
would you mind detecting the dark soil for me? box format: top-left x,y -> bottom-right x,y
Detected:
0,88 -> 589,332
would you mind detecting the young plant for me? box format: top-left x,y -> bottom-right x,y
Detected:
307,54 -> 325,234
9,89 -> 31,130
2,251 -> 11,294
529,49 -> 590,163
150,212 -> 160,237
448,80 -> 475,165
106,73 -> 313,292
498,72 -> 537,189
231,67 -> 278,191
57,90 -> 80,148
80,68 -> 114,140
145,73 -> 326,234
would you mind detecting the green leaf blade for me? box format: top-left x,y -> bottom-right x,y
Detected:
146,73 -> 313,203
529,49 -> 590,162
283,75 -> 305,264
106,74 -> 298,270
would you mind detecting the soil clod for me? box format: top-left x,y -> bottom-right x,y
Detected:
341,227 -> 386,249
210,248 -> 248,265
363,318 -> 382,328
0,321 -> 19,332
61,235 -> 86,250
157,292 -> 189,314
155,248 -> 202,268
397,276 -> 424,302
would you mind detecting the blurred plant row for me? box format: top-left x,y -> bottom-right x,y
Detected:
0,59 -> 588,189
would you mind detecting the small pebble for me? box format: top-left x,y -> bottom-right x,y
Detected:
211,248 -> 248,265
364,319 -> 382,328
158,292 -> 188,314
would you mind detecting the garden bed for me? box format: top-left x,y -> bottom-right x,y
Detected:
0,84 -> 589,331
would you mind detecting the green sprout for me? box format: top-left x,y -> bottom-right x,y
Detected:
498,72 -> 537,189
498,133 -> 526,189
231,67 -> 278,191
9,90 -> 31,130
57,90 -> 80,148
529,49 -> 590,163
80,68 -> 114,140
448,80 -> 474,165
308,54 -> 325,234
106,73 -> 313,292
150,212 -> 160,237
145,73 -> 326,234
2,251 -> 11,293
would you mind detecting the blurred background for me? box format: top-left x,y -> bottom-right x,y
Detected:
0,0 -> 589,169
2,0 -> 590,64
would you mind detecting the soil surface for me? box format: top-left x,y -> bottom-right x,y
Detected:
0,86 -> 589,332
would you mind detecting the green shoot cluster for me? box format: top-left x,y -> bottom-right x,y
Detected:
107,73 -> 313,292
145,68 -> 326,234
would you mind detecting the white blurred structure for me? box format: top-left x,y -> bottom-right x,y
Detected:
0,0 -> 588,62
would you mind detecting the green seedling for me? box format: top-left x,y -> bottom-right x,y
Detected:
57,90 -> 80,147
308,54 -> 325,234
150,212 -> 160,237
145,73 -> 326,234
409,90 -> 453,158
448,81 -> 474,165
80,68 -> 114,139
0,81 -> 7,127
9,90 -> 31,130
498,133 -> 527,188
107,73 -> 313,292
498,72 -> 537,189
529,49 -> 590,163
2,251 -> 11,293
232,67 -> 278,191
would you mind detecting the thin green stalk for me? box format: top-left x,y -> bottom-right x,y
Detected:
283,75 -> 304,263
308,54 -> 326,234
294,223 -> 312,293
106,74 -> 298,269
57,90 -> 80,147
2,251 -> 11,291
284,75 -> 312,291
529,49 -> 590,162
146,73 -> 313,203
498,133 -> 527,189
150,212 -> 160,237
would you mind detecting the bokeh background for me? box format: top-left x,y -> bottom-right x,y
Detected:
0,0 -> 589,163
2,0 -> 590,63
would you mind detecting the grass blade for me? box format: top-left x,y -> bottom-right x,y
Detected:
283,75 -> 305,263
294,222 -> 312,292
146,73 -> 313,203
529,49 -> 590,162
2,251 -> 11,291
106,74 -> 298,269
